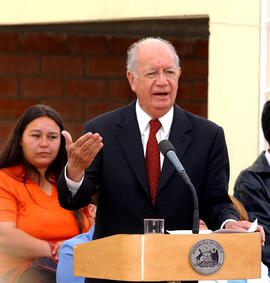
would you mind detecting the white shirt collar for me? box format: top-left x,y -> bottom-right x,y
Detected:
135,100 -> 174,138
264,150 -> 270,166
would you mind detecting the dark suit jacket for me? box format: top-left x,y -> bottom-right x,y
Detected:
57,100 -> 239,283
57,100 -> 239,239
234,152 -> 270,269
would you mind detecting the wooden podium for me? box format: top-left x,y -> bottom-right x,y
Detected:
73,233 -> 261,281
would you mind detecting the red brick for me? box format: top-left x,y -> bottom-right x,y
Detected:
0,121 -> 16,142
63,121 -> 84,141
194,39 -> 208,59
85,101 -> 130,120
170,38 -> 194,58
66,78 -> 106,98
109,36 -> 139,56
176,81 -> 192,101
0,32 -> 19,52
42,56 -> 84,76
0,142 -> 5,154
0,99 -> 39,119
0,77 -> 18,97
41,100 -> 83,121
22,33 -> 65,53
21,77 -> 63,98
109,79 -> 134,99
179,102 -> 207,118
180,59 -> 208,79
86,57 -> 126,77
67,35 -> 107,55
0,55 -> 39,75
194,81 -> 208,100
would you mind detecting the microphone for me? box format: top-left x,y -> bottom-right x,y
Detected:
158,139 -> 199,234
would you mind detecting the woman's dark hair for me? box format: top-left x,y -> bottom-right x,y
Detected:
0,104 -> 66,181
0,104 -> 86,233
262,101 -> 270,145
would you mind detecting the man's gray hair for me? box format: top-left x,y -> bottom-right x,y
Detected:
126,37 -> 180,75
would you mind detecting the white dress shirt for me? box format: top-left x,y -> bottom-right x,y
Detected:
135,100 -> 173,168
265,150 -> 270,166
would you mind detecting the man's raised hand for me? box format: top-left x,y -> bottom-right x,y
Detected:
62,130 -> 103,182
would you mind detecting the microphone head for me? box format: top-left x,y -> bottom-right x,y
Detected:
158,139 -> 176,156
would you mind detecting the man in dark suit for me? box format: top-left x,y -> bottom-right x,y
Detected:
57,37 -> 264,283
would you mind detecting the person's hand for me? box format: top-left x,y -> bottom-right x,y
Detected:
88,204 -> 97,219
49,241 -> 63,262
62,130 -> 103,182
225,220 -> 265,247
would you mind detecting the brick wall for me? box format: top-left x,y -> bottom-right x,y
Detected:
0,19 -> 208,152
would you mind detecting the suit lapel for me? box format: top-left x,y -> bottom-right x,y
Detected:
158,105 -> 192,191
113,102 -> 193,197
114,101 -> 150,197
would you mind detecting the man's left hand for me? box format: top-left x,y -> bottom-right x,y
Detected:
225,220 -> 265,247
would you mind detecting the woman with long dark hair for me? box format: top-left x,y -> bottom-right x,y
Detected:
0,104 -> 90,283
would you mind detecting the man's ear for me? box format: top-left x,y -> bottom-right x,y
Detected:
126,71 -> 136,92
178,67 -> 182,79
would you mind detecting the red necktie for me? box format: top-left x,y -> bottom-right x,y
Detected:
145,119 -> 162,206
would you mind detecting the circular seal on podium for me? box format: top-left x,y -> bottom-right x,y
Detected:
190,239 -> 225,275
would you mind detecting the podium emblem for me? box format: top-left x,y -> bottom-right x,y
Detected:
190,239 -> 225,275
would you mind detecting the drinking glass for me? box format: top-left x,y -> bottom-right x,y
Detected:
144,218 -> 164,234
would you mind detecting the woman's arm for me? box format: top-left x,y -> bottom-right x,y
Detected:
0,221 -> 52,259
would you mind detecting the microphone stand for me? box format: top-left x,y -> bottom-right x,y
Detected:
178,170 -> 199,234
158,139 -> 199,234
